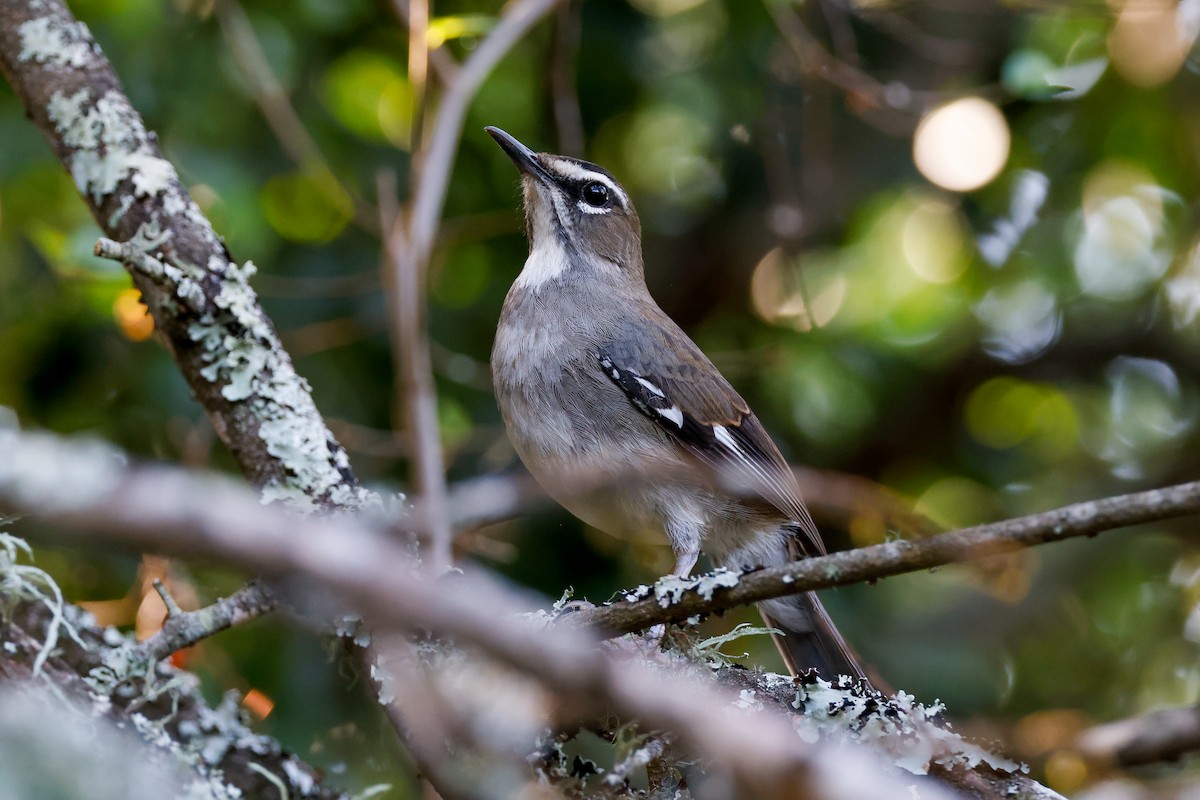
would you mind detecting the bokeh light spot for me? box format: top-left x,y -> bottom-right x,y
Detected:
1074,162 -> 1171,301
750,247 -> 845,331
261,170 -> 352,243
965,377 -> 1079,458
913,98 -> 1010,192
1108,0 -> 1198,87
901,199 -> 968,284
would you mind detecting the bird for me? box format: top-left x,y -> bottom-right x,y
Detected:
485,125 -> 865,682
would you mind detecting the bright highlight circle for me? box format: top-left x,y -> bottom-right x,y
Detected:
913,97 -> 1010,193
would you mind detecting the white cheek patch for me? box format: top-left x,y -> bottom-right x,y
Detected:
550,190 -> 574,232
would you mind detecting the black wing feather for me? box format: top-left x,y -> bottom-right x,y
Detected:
596,349 -> 823,555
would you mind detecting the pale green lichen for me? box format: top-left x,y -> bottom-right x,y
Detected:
651,567 -> 741,608
0,531 -> 85,676
182,256 -> 377,511
0,530 -> 314,799
44,77 -> 375,512
792,676 -> 1023,777
690,622 -> 779,668
45,89 -> 178,203
17,15 -> 93,67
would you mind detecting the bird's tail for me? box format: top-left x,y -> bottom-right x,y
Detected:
757,591 -> 867,683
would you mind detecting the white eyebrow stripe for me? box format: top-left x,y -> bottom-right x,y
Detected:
544,158 -> 630,207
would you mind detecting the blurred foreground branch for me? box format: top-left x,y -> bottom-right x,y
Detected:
1078,702 -> 1200,768
0,425 -> 1063,799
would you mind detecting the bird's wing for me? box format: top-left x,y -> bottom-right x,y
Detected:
597,311 -> 823,556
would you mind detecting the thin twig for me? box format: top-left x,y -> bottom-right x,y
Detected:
396,0 -> 562,282
150,578 -> 183,618
386,0 -> 562,574
381,173 -> 453,574
1078,702 -> 1200,767
407,0 -> 429,153
388,0 -> 460,86
548,0 -> 584,156
133,582 -> 277,663
763,0 -> 1001,131
569,480 -> 1200,635
214,0 -> 378,232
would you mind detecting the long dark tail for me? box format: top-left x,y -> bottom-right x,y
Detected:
757,591 -> 867,683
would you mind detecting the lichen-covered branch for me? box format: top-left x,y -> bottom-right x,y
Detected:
132,581 -> 277,664
0,0 -> 370,511
570,480 -> 1200,635
0,536 -> 344,800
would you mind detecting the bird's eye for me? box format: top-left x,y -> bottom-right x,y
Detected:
581,181 -> 610,207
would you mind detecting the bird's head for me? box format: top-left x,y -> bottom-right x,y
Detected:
487,127 -> 643,288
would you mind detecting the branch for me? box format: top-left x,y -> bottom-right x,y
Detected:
0,553 -> 341,799
1078,702 -> 1200,767
569,480 -> 1200,635
0,0 -> 370,511
132,581 -> 277,663
213,0 -> 378,232
0,426 -> 974,798
384,0 -> 562,572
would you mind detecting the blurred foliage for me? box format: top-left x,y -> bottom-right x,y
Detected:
5,0 -> 1200,795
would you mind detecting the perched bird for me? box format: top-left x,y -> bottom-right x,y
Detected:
486,126 -> 864,681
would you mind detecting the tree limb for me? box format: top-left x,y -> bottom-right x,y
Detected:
0,0 -> 369,511
132,581 -> 277,663
569,480 -> 1200,635
1077,702 -> 1200,768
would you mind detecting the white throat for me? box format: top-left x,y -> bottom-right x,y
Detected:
516,235 -> 569,290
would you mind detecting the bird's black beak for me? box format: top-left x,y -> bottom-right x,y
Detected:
486,126 -> 552,183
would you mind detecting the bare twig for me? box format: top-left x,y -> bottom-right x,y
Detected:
150,578 -> 183,618
381,172 -> 453,573
133,582 -> 277,664
213,0 -> 378,232
1078,702 -> 1200,767
763,0 -> 1000,130
388,0 -> 460,86
385,0 -> 562,573
570,480 -> 1200,635
397,0 -> 562,281
407,0 -> 429,153
548,0 -> 584,156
